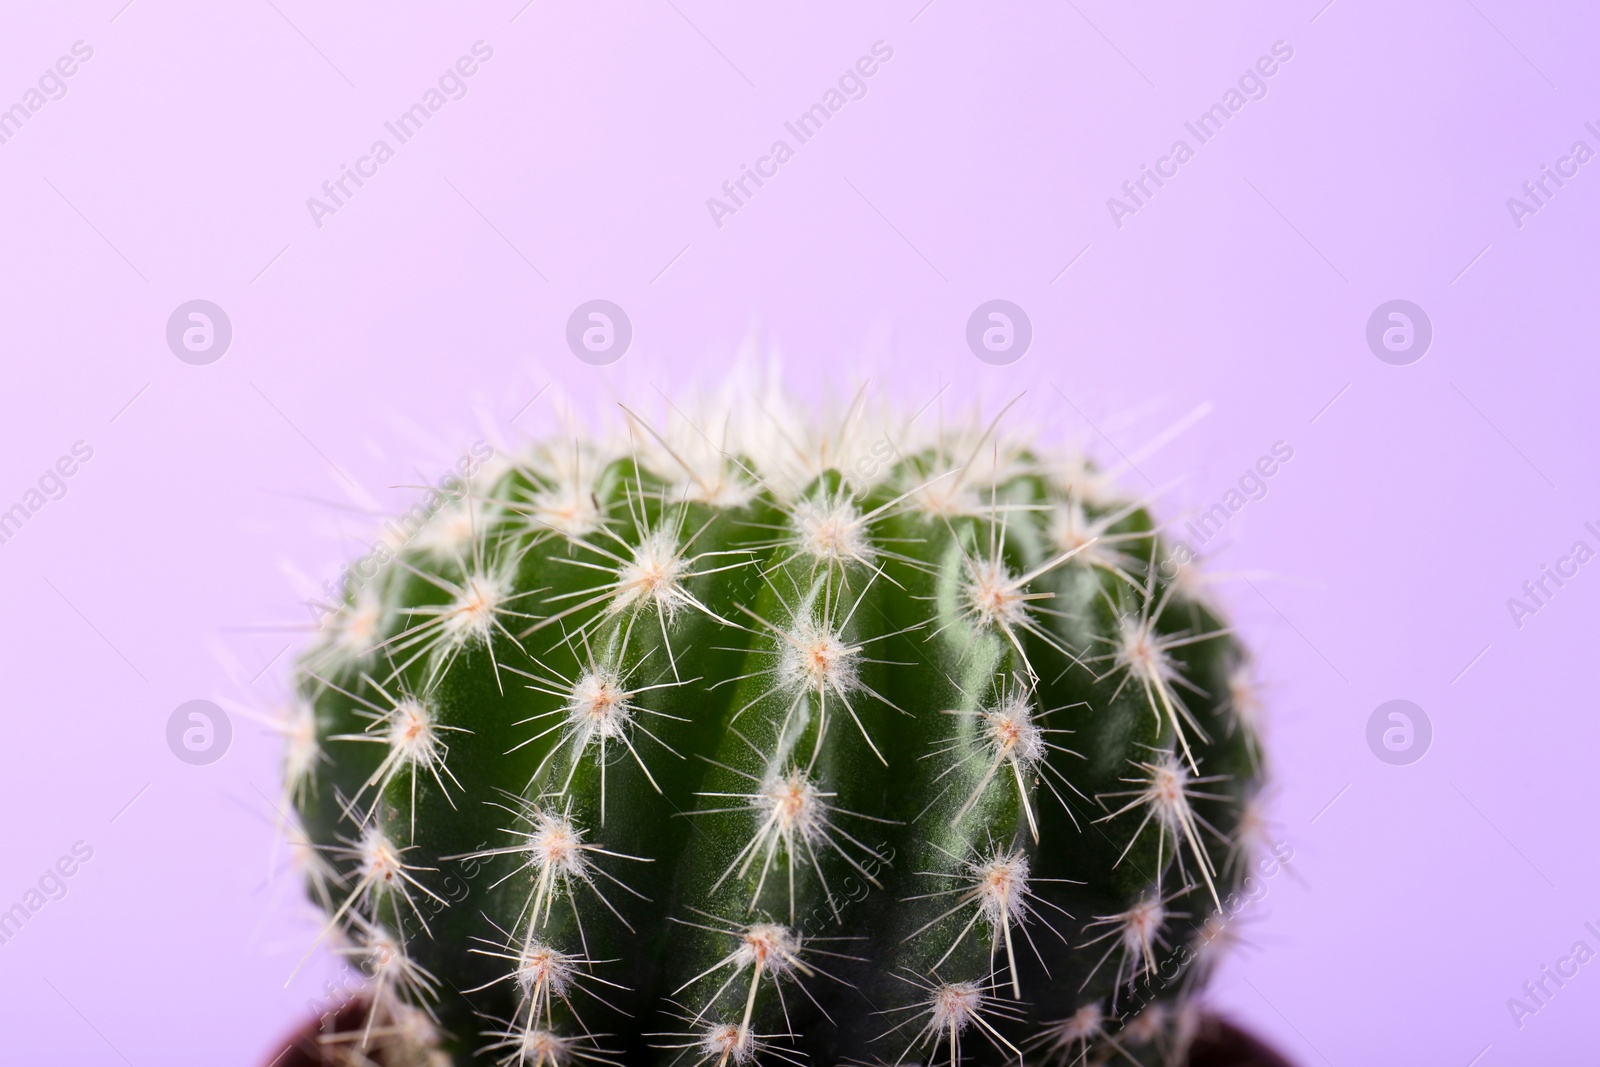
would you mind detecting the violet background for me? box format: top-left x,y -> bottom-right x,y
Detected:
1,1 -> 1596,1064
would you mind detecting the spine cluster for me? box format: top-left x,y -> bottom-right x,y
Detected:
285,399 -> 1268,1067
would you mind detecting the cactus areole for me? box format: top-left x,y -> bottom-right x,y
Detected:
288,403 -> 1269,1067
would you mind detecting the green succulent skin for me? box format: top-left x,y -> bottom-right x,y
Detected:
292,444 -> 1265,1067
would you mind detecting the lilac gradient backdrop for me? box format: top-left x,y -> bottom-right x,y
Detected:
1,1 -> 1597,1064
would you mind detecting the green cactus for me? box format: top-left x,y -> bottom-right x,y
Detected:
284,397 -> 1270,1067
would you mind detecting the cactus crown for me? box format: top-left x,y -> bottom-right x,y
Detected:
286,391 -> 1267,1067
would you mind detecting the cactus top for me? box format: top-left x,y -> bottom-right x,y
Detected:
288,403 -> 1267,1067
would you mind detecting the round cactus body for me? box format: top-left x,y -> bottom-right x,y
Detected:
288,401 -> 1267,1067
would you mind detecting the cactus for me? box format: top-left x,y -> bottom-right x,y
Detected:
284,391 -> 1269,1067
